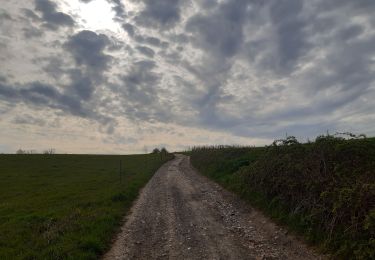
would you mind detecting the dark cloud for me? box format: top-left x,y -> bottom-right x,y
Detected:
135,35 -> 168,48
109,0 -> 126,21
302,35 -> 375,96
67,69 -> 95,100
269,0 -> 309,73
180,0 -> 254,130
115,60 -> 172,122
34,0 -> 75,30
186,0 -> 250,58
64,30 -> 112,73
199,0 -> 218,9
19,9 -> 44,38
122,22 -> 169,49
0,29 -> 118,130
122,60 -> 158,94
22,25 -> 43,38
37,57 -> 65,80
14,30 -> 115,122
0,82 -> 17,99
60,30 -> 113,109
144,37 -> 164,47
142,36 -> 161,46
194,85 -> 237,129
318,0 -> 375,12
122,23 -> 135,37
174,0 -> 375,138
0,80 -> 115,130
21,8 -> 40,22
136,45 -> 155,58
0,75 -> 7,82
134,0 -> 182,29
0,81 -> 84,116
237,0 -> 310,75
337,24 -> 364,41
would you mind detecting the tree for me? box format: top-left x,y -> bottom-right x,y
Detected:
43,148 -> 55,154
152,148 -> 160,154
16,149 -> 25,154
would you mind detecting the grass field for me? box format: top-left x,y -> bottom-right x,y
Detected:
0,153 -> 173,259
191,135 -> 375,259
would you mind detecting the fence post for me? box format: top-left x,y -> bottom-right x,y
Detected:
119,159 -> 122,184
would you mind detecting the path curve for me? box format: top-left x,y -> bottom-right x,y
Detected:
103,154 -> 324,260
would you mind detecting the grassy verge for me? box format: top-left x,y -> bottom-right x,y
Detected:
0,153 -> 173,259
190,136 -> 375,259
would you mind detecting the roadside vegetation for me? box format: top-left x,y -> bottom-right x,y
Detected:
190,134 -> 375,259
0,152 -> 173,259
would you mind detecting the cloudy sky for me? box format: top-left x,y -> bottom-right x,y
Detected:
0,0 -> 374,153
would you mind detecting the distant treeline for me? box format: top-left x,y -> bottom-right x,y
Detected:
16,148 -> 55,154
190,133 -> 375,259
16,147 -> 170,155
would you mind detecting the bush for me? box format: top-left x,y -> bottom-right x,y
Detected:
191,135 -> 375,259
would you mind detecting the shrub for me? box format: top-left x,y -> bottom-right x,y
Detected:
191,135 -> 375,259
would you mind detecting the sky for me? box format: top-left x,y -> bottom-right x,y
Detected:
0,0 -> 375,154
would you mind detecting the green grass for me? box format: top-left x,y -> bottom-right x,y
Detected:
190,136 -> 375,259
0,153 -> 173,259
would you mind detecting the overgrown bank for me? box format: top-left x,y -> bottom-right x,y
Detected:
0,153 -> 173,259
190,135 -> 375,259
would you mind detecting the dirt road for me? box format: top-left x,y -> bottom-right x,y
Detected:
104,154 -> 323,260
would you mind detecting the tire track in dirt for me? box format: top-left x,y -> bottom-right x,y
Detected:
103,154 -> 324,260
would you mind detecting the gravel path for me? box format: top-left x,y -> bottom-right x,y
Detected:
103,154 -> 324,260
